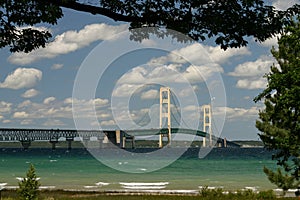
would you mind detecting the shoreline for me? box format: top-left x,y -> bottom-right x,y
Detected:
3,185 -> 299,196
1,187 -> 299,198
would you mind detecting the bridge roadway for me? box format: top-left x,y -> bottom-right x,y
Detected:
0,128 -> 237,149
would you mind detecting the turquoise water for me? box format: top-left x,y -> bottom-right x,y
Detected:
0,148 -> 276,191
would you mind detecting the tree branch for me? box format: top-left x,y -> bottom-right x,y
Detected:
50,0 -> 138,22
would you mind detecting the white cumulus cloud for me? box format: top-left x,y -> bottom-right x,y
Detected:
229,56 -> 274,77
51,63 -> 63,70
149,43 -> 250,66
21,89 -> 39,98
8,23 -> 129,65
214,106 -> 260,121
236,78 -> 267,90
43,97 -> 56,104
0,101 -> 12,113
229,56 -> 276,90
0,68 -> 42,89
141,89 -> 159,99
205,45 -> 251,64
13,111 -> 29,118
272,0 -> 299,10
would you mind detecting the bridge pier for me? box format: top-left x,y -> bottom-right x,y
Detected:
20,140 -> 31,150
122,135 -> 135,149
82,136 -> 90,147
66,137 -> 74,150
159,87 -> 171,148
49,138 -> 58,150
216,138 -> 227,148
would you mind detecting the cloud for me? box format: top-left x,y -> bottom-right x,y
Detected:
214,106 -> 260,121
18,100 -> 32,108
6,97 -> 110,128
236,78 -> 267,90
141,89 -> 159,99
112,84 -> 140,97
20,119 -> 33,125
43,97 -> 56,104
13,111 -> 29,118
205,45 -> 251,64
51,63 -> 63,70
2,120 -> 11,124
67,97 -> 109,108
229,56 -> 276,89
117,62 -> 222,90
100,120 -> 116,126
229,56 -> 274,77
181,63 -> 224,83
272,0 -> 299,10
21,89 -> 39,98
0,68 -> 42,89
0,101 -> 12,113
43,119 -> 65,127
18,26 -> 51,33
8,23 -> 128,65
259,35 -> 279,48
149,43 -> 250,66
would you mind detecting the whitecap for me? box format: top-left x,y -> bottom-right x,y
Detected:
16,177 -> 23,181
84,186 -> 98,189
287,189 -> 298,192
95,182 -> 110,186
119,182 -> 169,186
122,186 -> 166,190
39,186 -> 55,189
245,186 -> 258,191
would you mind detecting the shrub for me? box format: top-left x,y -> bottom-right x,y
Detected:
17,164 -> 40,200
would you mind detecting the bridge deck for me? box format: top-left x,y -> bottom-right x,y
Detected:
0,128 -> 239,148
0,128 -> 209,140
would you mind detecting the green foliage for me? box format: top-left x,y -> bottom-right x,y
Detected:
0,0 -> 63,53
199,187 -> 276,200
263,167 -> 296,192
254,18 -> 300,191
1,189 -> 291,200
17,164 -> 41,200
0,0 -> 299,52
256,190 -> 277,199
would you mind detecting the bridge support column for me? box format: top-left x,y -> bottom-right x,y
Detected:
50,140 -> 58,150
202,104 -> 212,147
115,130 -> 121,145
159,87 -> 171,148
20,140 -> 31,150
223,138 -> 227,148
122,135 -> 135,149
82,136 -> 90,147
66,137 -> 74,150
50,137 -> 59,150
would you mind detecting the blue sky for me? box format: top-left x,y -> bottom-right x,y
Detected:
0,0 -> 298,140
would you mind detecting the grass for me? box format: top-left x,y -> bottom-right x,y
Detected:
1,188 -> 298,200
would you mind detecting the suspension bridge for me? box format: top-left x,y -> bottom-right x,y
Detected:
0,87 -> 239,149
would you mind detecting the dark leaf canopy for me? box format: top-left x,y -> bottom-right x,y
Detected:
0,0 -> 299,52
0,0 -> 63,52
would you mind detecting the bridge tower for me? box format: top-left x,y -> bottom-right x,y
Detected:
202,104 -> 212,147
159,87 -> 171,148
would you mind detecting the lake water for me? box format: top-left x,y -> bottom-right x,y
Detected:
0,147 -> 277,191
